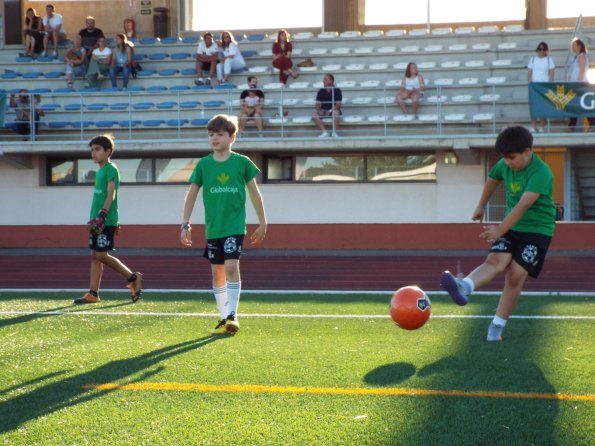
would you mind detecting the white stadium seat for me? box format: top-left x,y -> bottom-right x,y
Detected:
393,114 -> 415,122
340,31 -> 360,38
444,114 -> 465,122
317,31 -> 338,39
448,44 -> 468,51
331,47 -> 351,55
452,95 -> 473,102
363,30 -> 384,38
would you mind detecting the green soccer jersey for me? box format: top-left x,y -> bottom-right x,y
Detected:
90,162 -> 120,227
189,152 -> 260,239
489,154 -> 556,236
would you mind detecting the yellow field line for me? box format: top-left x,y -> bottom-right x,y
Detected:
83,382 -> 595,402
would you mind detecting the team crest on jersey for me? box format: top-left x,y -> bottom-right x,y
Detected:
224,237 -> 237,253
521,244 -> 538,264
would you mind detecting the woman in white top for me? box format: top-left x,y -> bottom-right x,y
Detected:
396,62 -> 425,117
567,38 -> 593,130
216,31 -> 246,85
85,36 -> 112,88
528,41 -> 555,132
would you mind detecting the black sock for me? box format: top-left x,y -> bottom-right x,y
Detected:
89,290 -> 98,297
127,273 -> 137,283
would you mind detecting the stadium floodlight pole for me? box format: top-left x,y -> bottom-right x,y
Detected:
426,0 -> 431,32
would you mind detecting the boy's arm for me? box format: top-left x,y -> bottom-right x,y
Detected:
472,177 -> 500,222
102,180 -> 116,212
246,179 -> 267,244
181,183 -> 200,247
480,191 -> 540,243
88,180 -> 115,234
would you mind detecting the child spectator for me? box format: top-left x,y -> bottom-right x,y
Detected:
312,73 -> 342,137
194,31 -> 219,86
180,114 -> 267,334
86,36 -> 112,88
64,35 -> 87,88
23,8 -> 44,57
42,3 -> 66,57
216,31 -> 245,85
396,62 -> 425,118
440,126 -> 555,341
74,134 -> 142,304
110,33 -> 133,89
527,42 -> 555,133
272,29 -> 298,84
238,76 -> 265,137
9,90 -> 44,140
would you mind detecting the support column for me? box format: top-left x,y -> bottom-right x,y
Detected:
323,0 -> 365,32
526,0 -> 547,30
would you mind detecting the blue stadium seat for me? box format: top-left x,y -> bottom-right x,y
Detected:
157,68 -> 179,76
204,100 -> 226,107
246,34 -> 266,41
41,103 -> 61,111
159,37 -> 179,44
142,119 -> 163,126
241,50 -> 258,58
29,88 -> 51,94
139,37 -> 157,45
100,87 -> 120,92
180,100 -> 201,108
191,118 -> 210,126
86,103 -> 109,111
148,53 -> 168,60
79,87 -> 99,93
136,69 -> 155,77
230,67 -> 246,74
22,72 -> 43,79
191,85 -> 212,91
1,72 -> 20,79
156,101 -> 177,109
182,36 -> 199,44
147,85 -> 167,93
118,120 -> 142,127
133,53 -> 147,61
64,104 -> 82,111
16,56 -> 33,62
124,86 -> 146,92
166,119 -> 189,126
106,37 -> 115,46
216,83 -> 236,90
36,55 -> 54,62
70,120 -> 94,128
133,102 -> 155,110
47,121 -> 69,129
171,52 -> 190,60
169,85 -> 190,92
53,87 -> 75,93
180,68 -> 197,76
43,71 -> 64,79
96,120 -> 116,128
234,34 -> 245,42
110,103 -> 129,110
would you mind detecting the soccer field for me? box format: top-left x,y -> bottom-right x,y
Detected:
1,290 -> 594,445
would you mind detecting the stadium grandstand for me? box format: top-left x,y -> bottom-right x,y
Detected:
0,0 -> 594,253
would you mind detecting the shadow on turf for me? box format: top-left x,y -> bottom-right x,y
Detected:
364,363 -> 417,385
0,335 -> 222,435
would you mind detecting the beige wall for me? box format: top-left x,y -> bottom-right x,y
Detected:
22,0 -> 178,39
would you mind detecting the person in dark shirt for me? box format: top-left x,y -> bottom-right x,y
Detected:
312,73 -> 342,138
78,16 -> 105,55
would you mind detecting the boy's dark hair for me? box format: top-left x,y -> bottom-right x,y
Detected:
207,114 -> 238,136
89,134 -> 115,155
495,126 -> 533,155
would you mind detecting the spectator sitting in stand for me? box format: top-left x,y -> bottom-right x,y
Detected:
64,35 -> 88,88
9,89 -> 44,141
123,17 -> 136,39
110,33 -> 133,89
23,8 -> 44,57
238,76 -> 265,138
272,29 -> 298,84
42,3 -> 66,57
79,16 -> 105,57
194,31 -> 219,86
312,73 -> 342,138
396,62 -> 425,118
527,42 -> 555,133
86,36 -> 112,88
216,31 -> 246,85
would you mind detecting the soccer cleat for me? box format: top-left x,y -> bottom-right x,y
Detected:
440,271 -> 469,306
127,272 -> 143,302
73,293 -> 100,305
210,319 -> 228,334
225,312 -> 240,334
487,322 -> 504,341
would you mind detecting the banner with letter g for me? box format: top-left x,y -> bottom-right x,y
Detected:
529,82 -> 595,118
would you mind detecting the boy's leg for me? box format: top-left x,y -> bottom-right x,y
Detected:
211,263 -> 228,327
74,251 -> 103,304
487,260 -> 528,341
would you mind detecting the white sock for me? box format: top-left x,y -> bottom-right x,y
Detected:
226,281 -> 241,316
462,277 -> 475,295
493,315 -> 507,327
213,286 -> 227,319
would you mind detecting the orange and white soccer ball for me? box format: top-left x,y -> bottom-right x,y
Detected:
390,285 -> 431,330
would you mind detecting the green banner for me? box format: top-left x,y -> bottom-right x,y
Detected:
529,82 -> 595,118
0,93 -> 5,127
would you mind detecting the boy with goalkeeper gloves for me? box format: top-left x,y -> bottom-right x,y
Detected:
74,134 -> 142,304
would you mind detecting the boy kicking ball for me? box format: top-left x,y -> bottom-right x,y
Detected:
74,134 -> 142,304
181,114 -> 267,334
440,126 -> 556,341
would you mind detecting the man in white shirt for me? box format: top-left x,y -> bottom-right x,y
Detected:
42,4 -> 66,57
194,32 -> 219,86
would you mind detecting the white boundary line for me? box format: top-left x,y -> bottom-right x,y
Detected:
2,288 -> 595,297
0,310 -> 593,320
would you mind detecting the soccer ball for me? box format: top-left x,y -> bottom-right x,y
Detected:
390,286 -> 431,330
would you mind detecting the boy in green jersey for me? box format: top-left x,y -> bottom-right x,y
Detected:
440,126 -> 556,341
74,134 -> 142,304
181,115 -> 267,334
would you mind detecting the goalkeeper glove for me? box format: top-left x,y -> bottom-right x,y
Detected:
88,208 -> 108,235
